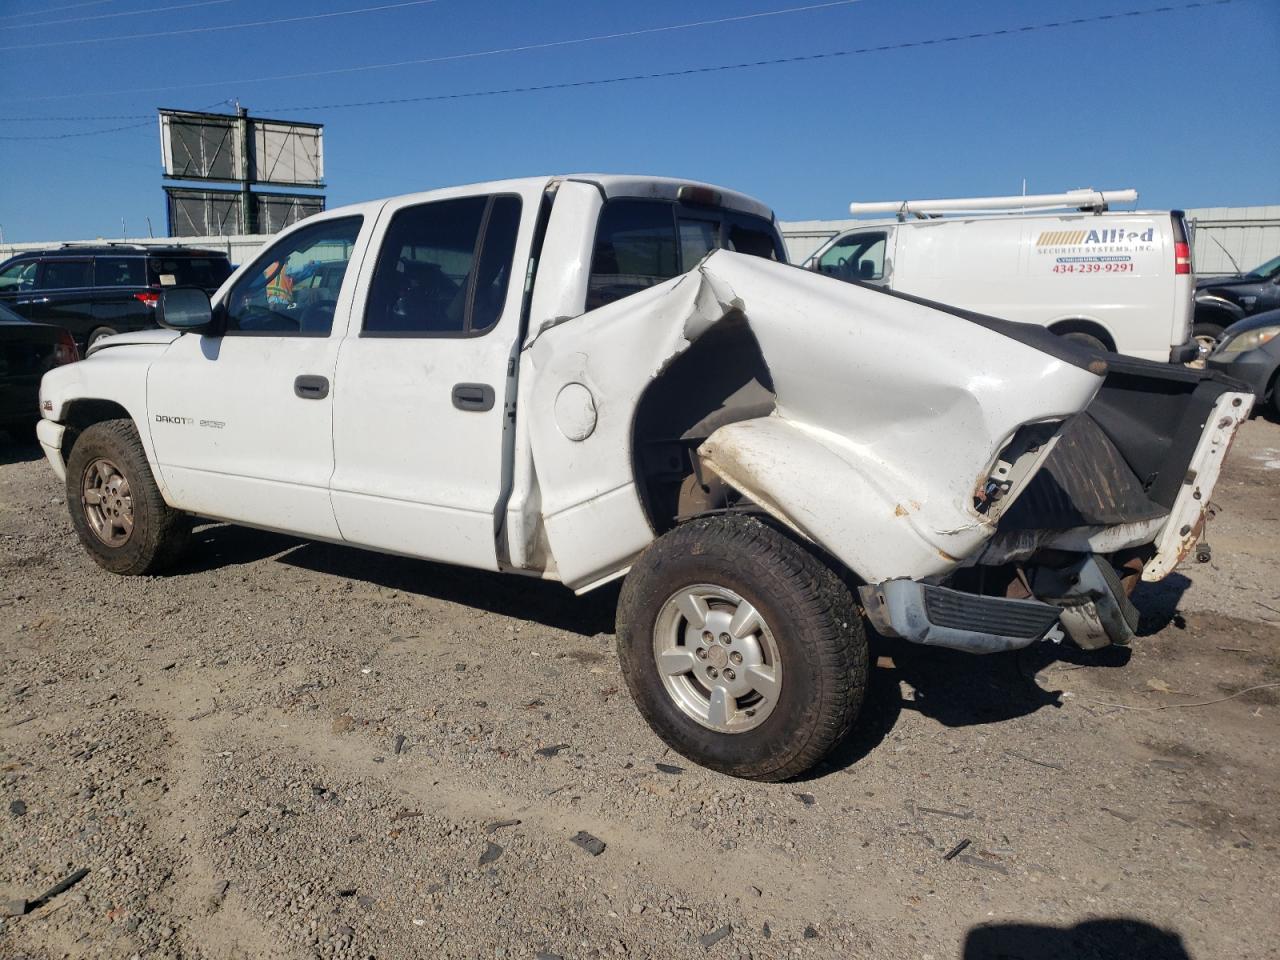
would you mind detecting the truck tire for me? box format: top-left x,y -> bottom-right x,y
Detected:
65,419 -> 190,575
616,515 -> 868,781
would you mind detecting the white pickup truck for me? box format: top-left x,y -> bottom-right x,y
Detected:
36,174 -> 1253,781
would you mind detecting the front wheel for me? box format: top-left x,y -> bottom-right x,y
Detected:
65,419 -> 190,575
616,515 -> 868,781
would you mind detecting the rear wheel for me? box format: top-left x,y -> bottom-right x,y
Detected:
65,419 -> 190,575
616,515 -> 868,781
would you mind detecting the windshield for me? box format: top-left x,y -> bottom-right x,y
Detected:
1246,254 -> 1280,280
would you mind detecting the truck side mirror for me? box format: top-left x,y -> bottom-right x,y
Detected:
158,287 -> 215,335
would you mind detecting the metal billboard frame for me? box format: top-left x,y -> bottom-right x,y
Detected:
158,108 -> 325,188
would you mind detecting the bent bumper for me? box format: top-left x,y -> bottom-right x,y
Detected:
36,419 -> 66,482
859,580 -> 1064,654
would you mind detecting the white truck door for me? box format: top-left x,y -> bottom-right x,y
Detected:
328,187 -> 537,570
146,213 -> 374,540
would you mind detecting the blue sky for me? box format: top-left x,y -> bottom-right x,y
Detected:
0,0 -> 1276,242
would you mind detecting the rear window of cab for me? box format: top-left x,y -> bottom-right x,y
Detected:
587,198 -> 782,311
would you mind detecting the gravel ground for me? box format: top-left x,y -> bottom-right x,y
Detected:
1,418 -> 1278,960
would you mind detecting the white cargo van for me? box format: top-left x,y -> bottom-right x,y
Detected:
804,189 -> 1199,363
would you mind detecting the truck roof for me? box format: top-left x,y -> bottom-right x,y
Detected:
322,174 -> 776,224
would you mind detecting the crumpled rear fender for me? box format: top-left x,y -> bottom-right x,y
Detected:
523,250 -> 1105,590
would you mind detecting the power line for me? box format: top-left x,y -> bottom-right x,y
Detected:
0,99 -> 232,141
13,0 -> 869,103
0,0 -> 116,23
259,0 -> 1239,114
1,0 -> 234,31
0,1 -> 1239,138
0,0 -> 439,50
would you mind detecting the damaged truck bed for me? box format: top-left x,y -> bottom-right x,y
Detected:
525,249 -> 1252,655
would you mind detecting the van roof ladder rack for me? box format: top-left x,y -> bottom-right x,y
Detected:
850,188 -> 1139,221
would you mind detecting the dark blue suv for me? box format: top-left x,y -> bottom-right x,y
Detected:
0,244 -> 232,351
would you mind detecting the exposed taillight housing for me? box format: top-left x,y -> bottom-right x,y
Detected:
134,290 -> 160,308
1174,241 -> 1191,275
1171,210 -> 1192,276
53,329 -> 79,366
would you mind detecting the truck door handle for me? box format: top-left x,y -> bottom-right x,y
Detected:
452,383 -> 494,412
15,297 -> 50,306
293,374 -> 330,400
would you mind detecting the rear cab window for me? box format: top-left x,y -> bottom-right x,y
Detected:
587,198 -> 783,311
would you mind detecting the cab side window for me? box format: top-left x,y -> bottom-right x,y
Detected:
37,259 -> 92,290
0,259 -> 37,293
818,232 -> 887,282
223,216 -> 363,336
363,194 -> 522,337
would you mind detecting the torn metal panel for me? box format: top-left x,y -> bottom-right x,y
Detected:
524,268 -> 738,588
524,250 -> 1104,588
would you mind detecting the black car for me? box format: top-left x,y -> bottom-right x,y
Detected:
1206,307 -> 1280,420
0,303 -> 79,439
1194,253 -> 1280,350
0,244 -> 232,351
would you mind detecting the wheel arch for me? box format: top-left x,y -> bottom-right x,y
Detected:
628,313 -> 775,537
1047,318 -> 1116,352
59,399 -> 141,468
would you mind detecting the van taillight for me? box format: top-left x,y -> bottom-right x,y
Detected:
1174,241 -> 1191,275
134,291 -> 159,307
53,330 -> 79,366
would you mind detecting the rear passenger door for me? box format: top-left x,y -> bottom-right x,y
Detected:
329,188 -> 536,570
31,259 -> 97,347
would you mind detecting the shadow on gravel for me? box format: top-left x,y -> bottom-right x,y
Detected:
1133,572 -> 1193,636
178,522 -> 304,573
0,436 -> 42,465
805,632 -> 1135,780
963,917 -> 1192,960
175,523 -> 618,635
281,540 -> 619,637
